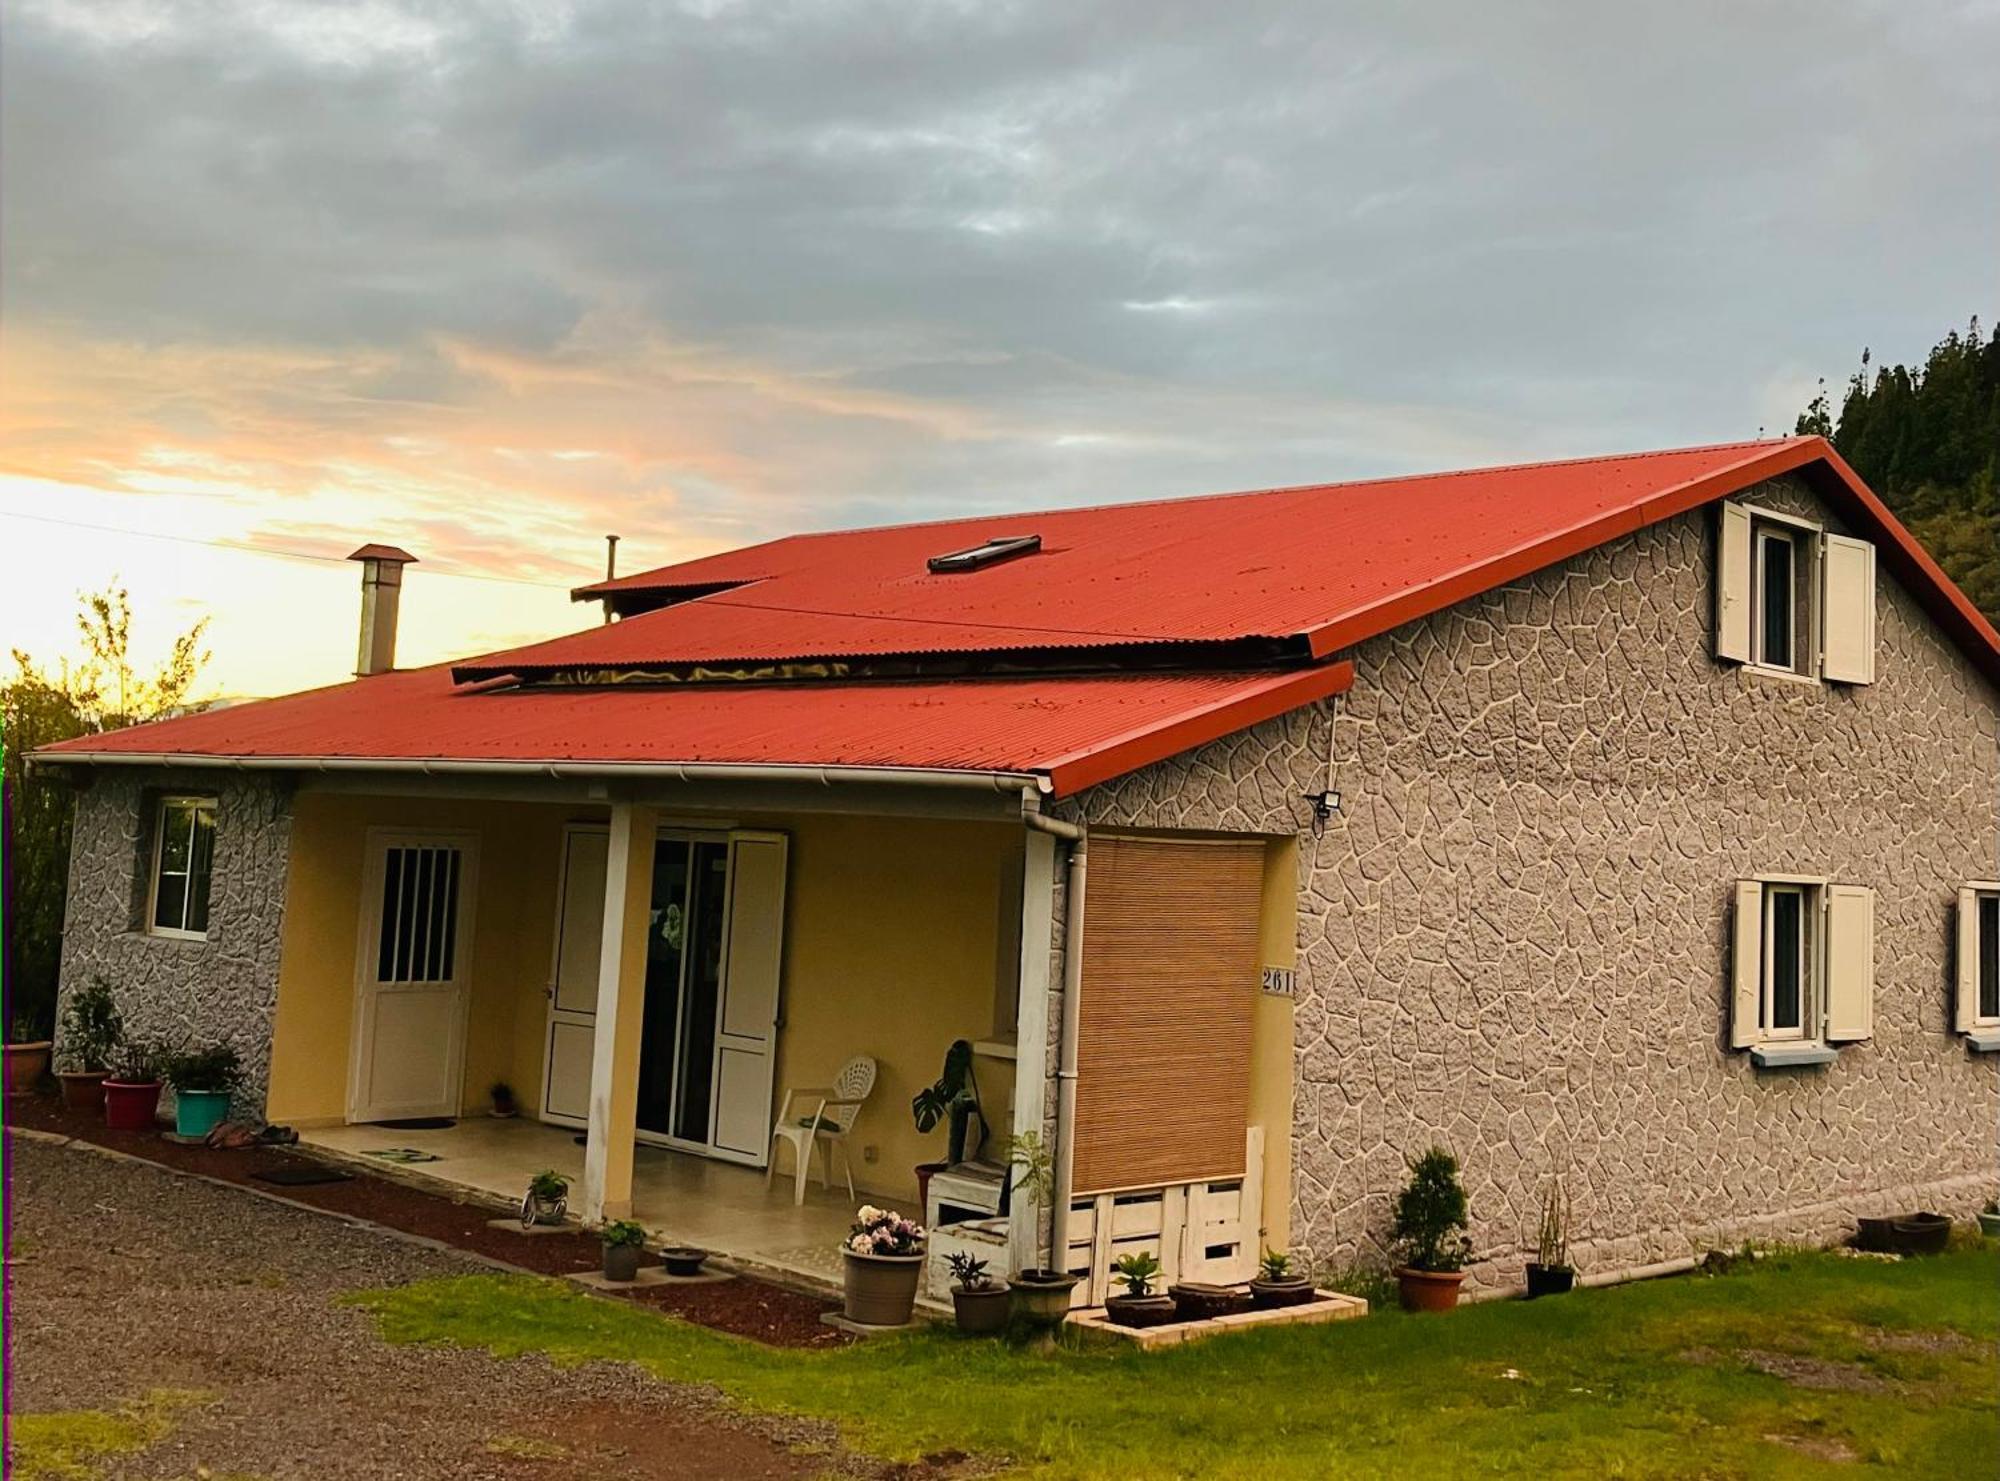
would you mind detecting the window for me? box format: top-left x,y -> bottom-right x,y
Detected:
1753,523 -> 1813,674
149,796 -> 218,938
1956,885 -> 2000,1039
1716,501 -> 1875,684
375,843 -> 464,983
1732,877 -> 1874,1057
927,534 -> 1041,573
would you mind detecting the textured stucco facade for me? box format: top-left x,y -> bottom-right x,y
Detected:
55,770 -> 292,1117
1061,476 -> 2000,1286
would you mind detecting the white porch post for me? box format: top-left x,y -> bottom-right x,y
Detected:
580,801 -> 656,1223
1008,828 -> 1057,1272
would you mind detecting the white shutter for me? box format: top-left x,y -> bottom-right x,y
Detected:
1957,888 -> 1981,1034
1821,534 -> 1877,684
709,831 -> 788,1164
1731,879 -> 1763,1048
1716,502 -> 1752,664
1824,885 -> 1874,1042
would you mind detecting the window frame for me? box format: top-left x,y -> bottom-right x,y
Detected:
1976,887 -> 2000,1029
1747,507 -> 1820,679
146,794 -> 219,941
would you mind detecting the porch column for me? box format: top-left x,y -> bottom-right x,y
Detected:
1008,828 -> 1057,1271
580,801 -> 657,1223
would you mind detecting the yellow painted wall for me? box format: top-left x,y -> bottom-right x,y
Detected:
267,793 -> 1018,1205
266,793 -> 580,1126
768,814 -> 1019,1205
1250,836 -> 1298,1251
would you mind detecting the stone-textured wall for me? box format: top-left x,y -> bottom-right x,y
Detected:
1062,476 -> 2000,1286
56,771 -> 293,1118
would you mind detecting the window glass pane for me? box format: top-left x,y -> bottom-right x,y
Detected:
186,807 -> 216,934
1769,889 -> 1802,1030
1761,534 -> 1794,668
1980,894 -> 1999,1021
378,850 -> 403,980
158,803 -> 194,872
153,871 -> 188,933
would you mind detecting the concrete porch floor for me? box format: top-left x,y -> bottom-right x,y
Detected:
302,1117 -> 857,1288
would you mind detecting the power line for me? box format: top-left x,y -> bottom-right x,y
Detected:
0,508 -> 580,591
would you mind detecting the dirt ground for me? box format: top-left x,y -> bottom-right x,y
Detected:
3,1133 -> 924,1479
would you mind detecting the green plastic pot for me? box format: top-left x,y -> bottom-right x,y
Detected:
174,1088 -> 231,1139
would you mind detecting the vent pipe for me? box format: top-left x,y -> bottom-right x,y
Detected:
345,544 -> 418,676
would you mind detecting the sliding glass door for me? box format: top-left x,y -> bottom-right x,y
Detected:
635,836 -> 731,1149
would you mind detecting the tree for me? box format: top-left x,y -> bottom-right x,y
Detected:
1,587 -> 211,1039
1798,319 -> 2000,625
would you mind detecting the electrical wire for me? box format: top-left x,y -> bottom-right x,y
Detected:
0,508 -> 579,591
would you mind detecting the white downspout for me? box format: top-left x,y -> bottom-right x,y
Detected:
1023,800 -> 1085,1275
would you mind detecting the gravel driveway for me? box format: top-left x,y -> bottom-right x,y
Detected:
4,1133 -> 907,1479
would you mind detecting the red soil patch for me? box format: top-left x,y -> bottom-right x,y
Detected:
5,1093 -> 847,1348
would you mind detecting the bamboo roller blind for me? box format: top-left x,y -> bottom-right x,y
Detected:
1070,833 -> 1267,1196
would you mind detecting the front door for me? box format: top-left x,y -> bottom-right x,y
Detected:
350,830 -> 479,1122
540,827 -> 787,1169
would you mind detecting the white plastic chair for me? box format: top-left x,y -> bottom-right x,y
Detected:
766,1055 -> 876,1205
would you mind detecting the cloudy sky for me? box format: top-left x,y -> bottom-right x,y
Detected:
3,0 -> 1995,696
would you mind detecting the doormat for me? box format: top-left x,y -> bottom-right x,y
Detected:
251,1165 -> 354,1187
373,1117 -> 456,1131
360,1147 -> 442,1164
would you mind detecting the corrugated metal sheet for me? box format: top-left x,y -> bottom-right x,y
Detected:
41,663 -> 1354,797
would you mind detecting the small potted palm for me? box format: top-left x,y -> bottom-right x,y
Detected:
1001,1132 -> 1080,1345
102,1039 -> 165,1130
520,1169 -> 569,1227
945,1252 -> 1011,1335
1392,1145 -> 1472,1312
160,1041 -> 241,1139
1525,1177 -> 1576,1297
841,1205 -> 927,1326
600,1219 -> 648,1281
1249,1246 -> 1316,1309
489,1080 -> 518,1119
1105,1251 -> 1175,1327
55,978 -> 122,1112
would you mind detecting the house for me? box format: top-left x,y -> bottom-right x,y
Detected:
37,435 -> 2000,1298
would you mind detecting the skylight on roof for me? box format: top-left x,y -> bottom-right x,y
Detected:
926,534 -> 1041,574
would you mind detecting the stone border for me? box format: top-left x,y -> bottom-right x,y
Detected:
1067,1289 -> 1368,1350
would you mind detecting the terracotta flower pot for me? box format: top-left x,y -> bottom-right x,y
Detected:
3,1041 -> 51,1097
57,1069 -> 110,1113
951,1281 -> 1012,1335
103,1078 -> 163,1131
913,1162 -> 948,1216
602,1241 -> 645,1282
1396,1266 -> 1466,1313
842,1248 -> 925,1326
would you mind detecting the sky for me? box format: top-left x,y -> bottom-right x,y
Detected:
2,0 -> 1996,698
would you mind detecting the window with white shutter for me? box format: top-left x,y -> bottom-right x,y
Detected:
1957,885 -> 2000,1048
1729,875 -> 1871,1063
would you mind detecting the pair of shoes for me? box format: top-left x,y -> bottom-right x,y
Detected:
257,1124 -> 299,1146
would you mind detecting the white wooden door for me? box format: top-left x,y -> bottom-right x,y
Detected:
542,825 -> 609,1126
707,831 -> 788,1165
349,831 -> 479,1122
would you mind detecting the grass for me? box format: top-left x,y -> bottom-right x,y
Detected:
352,1246 -> 1998,1479
9,1390 -> 211,1480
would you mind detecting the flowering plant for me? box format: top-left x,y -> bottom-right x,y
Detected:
845,1204 -> 925,1258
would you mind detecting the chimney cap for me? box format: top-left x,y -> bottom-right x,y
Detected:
347,543 -> 418,565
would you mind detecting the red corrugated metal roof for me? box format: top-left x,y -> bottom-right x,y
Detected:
475,436 -> 1997,685
37,663 -> 1355,798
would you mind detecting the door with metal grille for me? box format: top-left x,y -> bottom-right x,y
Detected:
349,831 -> 479,1122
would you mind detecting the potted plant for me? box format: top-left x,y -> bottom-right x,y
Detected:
3,1012 -> 52,1097
1105,1251 -> 1176,1328
1980,1200 -> 2000,1240
945,1251 -> 1011,1335
600,1219 -> 648,1281
1391,1145 -> 1472,1312
102,1039 -> 165,1130
1249,1247 -> 1316,1309
55,978 -> 122,1112
841,1205 -> 926,1326
911,1038 -> 985,1212
661,1245 -> 709,1278
1525,1177 -> 1576,1298
521,1169 -> 569,1227
160,1041 -> 240,1139
1001,1131 -> 1080,1345
489,1080 -> 518,1118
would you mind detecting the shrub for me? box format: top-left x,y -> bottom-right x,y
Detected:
1392,1146 -> 1471,1273
57,978 -> 122,1072
159,1042 -> 241,1095
945,1252 -> 996,1290
108,1039 -> 164,1084
528,1169 -> 569,1202
600,1219 -> 647,1249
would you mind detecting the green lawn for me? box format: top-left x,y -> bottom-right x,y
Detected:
353,1245 -> 1999,1479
